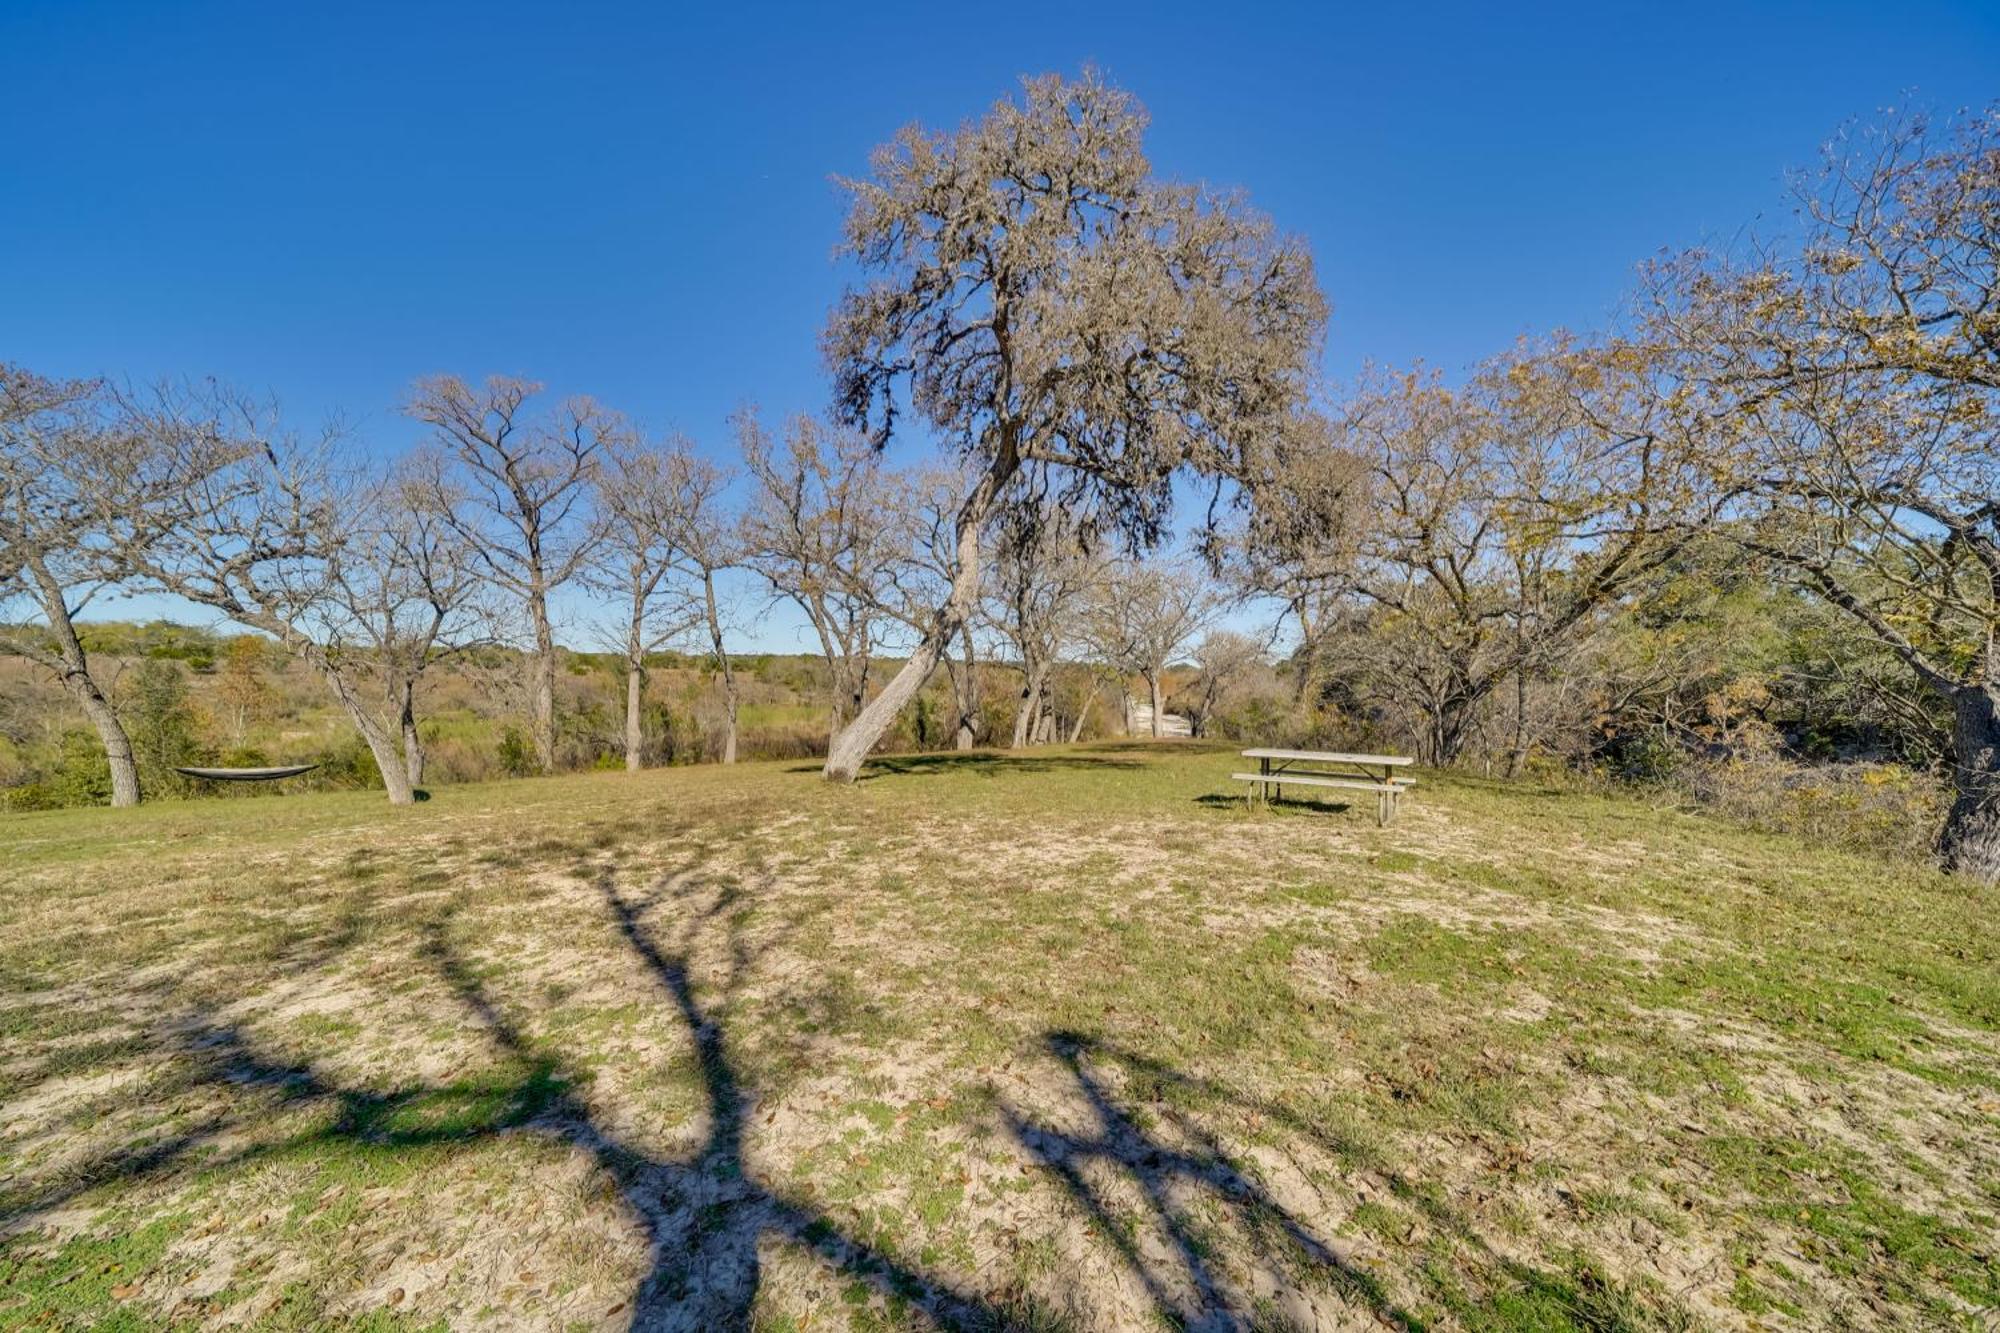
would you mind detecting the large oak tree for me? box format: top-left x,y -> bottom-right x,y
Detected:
818,70 -> 1325,781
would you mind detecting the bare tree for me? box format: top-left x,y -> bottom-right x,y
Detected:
739,410 -> 900,744
990,497 -> 1102,748
1085,563 -> 1217,738
1324,344 -> 1704,767
592,434 -> 705,771
660,448 -> 746,764
1648,105 -> 2000,879
0,368 -> 241,806
819,70 -> 1326,780
1178,630 -> 1267,739
117,395 -> 436,804
406,375 -> 611,773
329,469 -> 493,789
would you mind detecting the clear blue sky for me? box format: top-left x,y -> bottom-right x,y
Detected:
5,0 -> 1997,647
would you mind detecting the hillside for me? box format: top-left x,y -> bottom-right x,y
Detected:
1,744 -> 1996,1329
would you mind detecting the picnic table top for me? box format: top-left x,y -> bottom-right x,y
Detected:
1240,748 -> 1414,766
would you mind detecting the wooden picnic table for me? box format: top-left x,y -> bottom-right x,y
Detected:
1233,749 -> 1416,825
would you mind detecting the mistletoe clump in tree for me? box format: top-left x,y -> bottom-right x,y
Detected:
818,70 -> 1327,781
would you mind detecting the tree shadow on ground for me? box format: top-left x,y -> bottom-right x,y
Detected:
786,751 -> 1145,780
3,861 -> 1005,1331
5,857 -> 1658,1331
1001,1030 -> 1417,1329
1002,1033 -> 1657,1332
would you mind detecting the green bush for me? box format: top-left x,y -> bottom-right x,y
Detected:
0,729 -> 112,811
497,725 -> 536,778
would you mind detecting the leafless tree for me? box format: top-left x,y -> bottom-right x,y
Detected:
661,448 -> 746,764
989,496 -> 1103,748
406,375 -> 611,773
1085,563 -> 1217,738
0,368 -> 244,806
115,393 -> 438,804
326,468 -> 493,788
1324,342 -> 1704,767
592,434 -> 705,771
1178,630 -> 1267,739
1647,104 -> 2000,879
738,410 -> 900,745
819,70 -> 1326,780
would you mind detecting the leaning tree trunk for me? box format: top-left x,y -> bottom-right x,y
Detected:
824,444 -> 1016,782
353,712 -> 417,806
316,665 -> 416,805
26,557 -> 141,806
75,679 -> 142,808
1068,693 -> 1094,743
1939,683 -> 2000,885
825,624 -> 952,779
624,661 -> 646,772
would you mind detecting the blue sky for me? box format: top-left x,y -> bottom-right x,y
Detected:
5,0 -> 1997,650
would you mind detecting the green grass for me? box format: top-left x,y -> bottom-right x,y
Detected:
1,742 -> 1995,1330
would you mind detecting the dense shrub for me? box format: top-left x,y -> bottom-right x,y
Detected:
1654,755 -> 1946,863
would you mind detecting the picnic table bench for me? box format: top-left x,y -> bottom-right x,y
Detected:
1233,749 -> 1416,826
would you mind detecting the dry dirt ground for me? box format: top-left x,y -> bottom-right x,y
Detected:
1,744 -> 1995,1330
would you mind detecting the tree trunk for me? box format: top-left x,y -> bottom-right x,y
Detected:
77,679 -> 142,807
625,662 -> 645,772
25,556 -> 140,806
356,714 -> 417,806
824,441 -> 1017,782
703,569 -> 739,765
1292,601 -> 1320,706
1505,664 -> 1530,780
1939,683 -> 2000,884
321,681 -> 415,805
1011,663 -> 1047,748
825,628 -> 949,779
530,593 -> 557,773
1068,693 -> 1093,743
399,680 -> 425,788
1147,671 -> 1164,739
953,624 -> 979,751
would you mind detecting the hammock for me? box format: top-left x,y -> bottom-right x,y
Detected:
173,764 -> 320,782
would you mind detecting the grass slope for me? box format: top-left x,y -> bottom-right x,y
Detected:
1,743 -> 1995,1330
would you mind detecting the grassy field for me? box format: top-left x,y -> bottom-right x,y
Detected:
1,743 -> 1995,1331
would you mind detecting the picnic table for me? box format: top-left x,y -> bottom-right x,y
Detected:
1233,749 -> 1416,826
